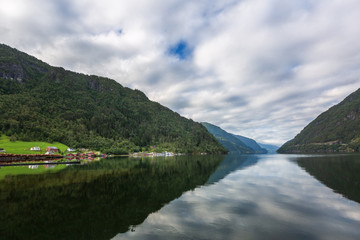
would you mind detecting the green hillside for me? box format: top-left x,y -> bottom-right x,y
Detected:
278,88 -> 360,153
201,122 -> 254,154
0,44 -> 226,154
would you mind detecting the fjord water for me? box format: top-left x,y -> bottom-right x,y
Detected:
1,154 -> 360,239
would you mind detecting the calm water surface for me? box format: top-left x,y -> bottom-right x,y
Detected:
1,154 -> 360,239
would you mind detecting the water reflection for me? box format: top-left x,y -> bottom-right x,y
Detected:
206,153 -> 259,184
2,154 -> 360,240
0,155 -> 224,240
296,154 -> 360,204
114,154 -> 360,240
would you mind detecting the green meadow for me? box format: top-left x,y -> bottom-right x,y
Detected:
0,135 -> 69,154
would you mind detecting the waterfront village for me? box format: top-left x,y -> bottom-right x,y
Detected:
0,145 -> 180,158
41,146 -> 178,158
0,145 -> 183,169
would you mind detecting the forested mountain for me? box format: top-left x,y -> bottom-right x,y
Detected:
278,88 -> 360,153
233,135 -> 267,153
201,122 -> 265,154
0,44 -> 226,154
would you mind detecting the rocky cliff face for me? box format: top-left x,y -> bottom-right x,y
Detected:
0,44 -> 49,83
0,62 -> 26,82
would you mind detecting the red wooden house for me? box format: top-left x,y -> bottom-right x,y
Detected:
46,146 -> 59,152
87,152 -> 95,157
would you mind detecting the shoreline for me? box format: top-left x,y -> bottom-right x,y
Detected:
0,161 -> 81,167
0,153 -> 63,163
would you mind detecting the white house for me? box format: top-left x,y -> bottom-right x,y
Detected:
30,147 -> 41,151
66,147 -> 75,152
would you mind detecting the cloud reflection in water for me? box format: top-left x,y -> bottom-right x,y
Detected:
113,154 -> 360,240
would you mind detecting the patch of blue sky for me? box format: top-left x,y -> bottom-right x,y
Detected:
168,41 -> 192,60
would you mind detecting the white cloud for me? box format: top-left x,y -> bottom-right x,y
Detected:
1,0 -> 360,145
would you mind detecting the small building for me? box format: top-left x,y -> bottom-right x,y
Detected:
66,153 -> 75,157
45,151 -> 54,155
46,146 -> 59,152
87,152 -> 95,156
30,147 -> 41,151
0,148 -> 5,153
66,147 -> 75,152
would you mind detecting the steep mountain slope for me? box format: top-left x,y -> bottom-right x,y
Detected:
201,122 -> 256,154
278,88 -> 360,153
233,135 -> 267,153
0,44 -> 226,154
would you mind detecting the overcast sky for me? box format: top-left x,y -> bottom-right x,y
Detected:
1,0 -> 360,145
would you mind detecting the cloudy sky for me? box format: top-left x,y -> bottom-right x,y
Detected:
1,0 -> 360,145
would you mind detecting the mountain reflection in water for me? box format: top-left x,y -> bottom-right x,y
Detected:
1,154 -> 360,240
0,155 -> 224,240
296,154 -> 360,204
115,154 -> 360,240
206,153 -> 259,184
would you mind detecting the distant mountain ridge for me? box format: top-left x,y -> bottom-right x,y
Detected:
0,43 -> 226,154
201,122 -> 267,154
258,143 -> 279,154
278,88 -> 360,153
233,135 -> 267,154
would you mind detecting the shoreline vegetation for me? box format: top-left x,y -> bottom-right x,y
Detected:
0,150 -> 211,168
0,140 -> 204,166
0,134 -> 219,166
0,151 -> 201,160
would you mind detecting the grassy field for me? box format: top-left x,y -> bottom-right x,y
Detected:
0,135 -> 69,154
0,164 -> 67,181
